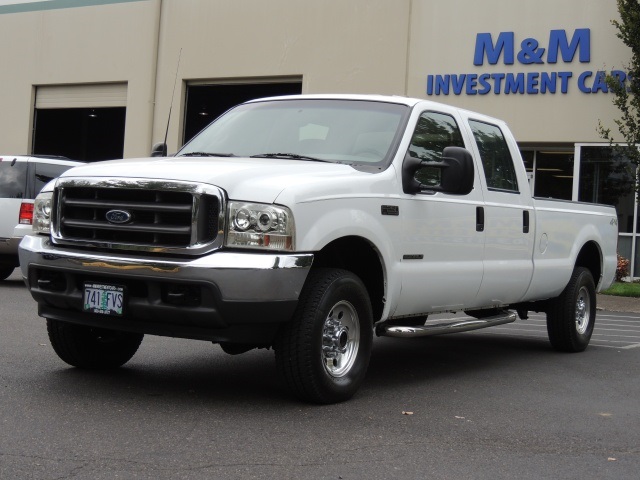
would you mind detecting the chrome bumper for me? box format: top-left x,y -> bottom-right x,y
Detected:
19,235 -> 312,302
18,235 -> 313,342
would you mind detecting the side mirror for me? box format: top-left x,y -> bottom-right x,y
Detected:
151,142 -> 168,157
402,146 -> 474,195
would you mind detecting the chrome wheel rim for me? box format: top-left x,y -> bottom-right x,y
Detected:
322,300 -> 359,378
575,286 -> 591,335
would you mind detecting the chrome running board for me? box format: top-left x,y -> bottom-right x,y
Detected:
378,311 -> 517,338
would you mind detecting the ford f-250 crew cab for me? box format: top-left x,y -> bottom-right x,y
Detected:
19,94 -> 617,403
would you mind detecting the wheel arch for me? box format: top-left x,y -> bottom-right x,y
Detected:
575,240 -> 602,288
311,236 -> 385,322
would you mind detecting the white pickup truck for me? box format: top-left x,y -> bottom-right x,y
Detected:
19,94 -> 617,403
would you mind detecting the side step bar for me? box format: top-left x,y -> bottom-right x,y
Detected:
377,311 -> 517,338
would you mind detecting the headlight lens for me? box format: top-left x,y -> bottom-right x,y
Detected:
33,190 -> 53,234
226,202 -> 294,251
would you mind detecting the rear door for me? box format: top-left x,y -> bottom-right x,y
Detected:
465,118 -> 535,305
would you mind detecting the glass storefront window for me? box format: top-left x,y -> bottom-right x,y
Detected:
578,146 -> 636,233
519,150 -> 574,200
578,146 -> 634,205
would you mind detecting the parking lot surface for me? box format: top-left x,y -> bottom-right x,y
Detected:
1,269 -> 639,479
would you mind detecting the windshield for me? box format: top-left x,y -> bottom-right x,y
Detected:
177,99 -> 410,167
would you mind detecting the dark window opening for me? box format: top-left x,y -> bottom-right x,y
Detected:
183,81 -> 302,145
534,151 -> 574,200
33,107 -> 126,162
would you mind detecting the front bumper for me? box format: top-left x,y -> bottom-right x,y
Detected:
19,235 -> 313,343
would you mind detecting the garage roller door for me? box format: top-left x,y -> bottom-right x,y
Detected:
35,83 -> 127,109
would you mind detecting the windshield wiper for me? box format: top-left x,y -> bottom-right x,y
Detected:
250,153 -> 329,163
178,152 -> 236,157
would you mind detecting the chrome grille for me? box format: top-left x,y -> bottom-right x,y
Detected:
52,178 -> 225,254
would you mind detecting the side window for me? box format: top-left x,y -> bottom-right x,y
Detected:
408,111 -> 466,188
34,163 -> 74,195
468,120 -> 519,193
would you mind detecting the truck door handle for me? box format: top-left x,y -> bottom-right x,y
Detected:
476,206 -> 484,232
523,210 -> 530,233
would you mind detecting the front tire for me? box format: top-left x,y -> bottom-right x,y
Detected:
275,268 -> 373,404
546,267 -> 596,352
47,319 -> 143,368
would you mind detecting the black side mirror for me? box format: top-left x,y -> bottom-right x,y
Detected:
151,142 -> 168,157
402,146 -> 474,195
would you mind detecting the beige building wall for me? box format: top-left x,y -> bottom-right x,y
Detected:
0,0 -> 631,157
0,0 -> 161,158
152,0 -> 411,153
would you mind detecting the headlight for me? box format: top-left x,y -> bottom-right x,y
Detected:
33,190 -> 53,234
226,202 -> 295,251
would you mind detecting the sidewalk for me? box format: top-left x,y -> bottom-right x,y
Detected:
597,294 -> 640,314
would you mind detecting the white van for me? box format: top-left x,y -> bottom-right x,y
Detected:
0,155 -> 83,280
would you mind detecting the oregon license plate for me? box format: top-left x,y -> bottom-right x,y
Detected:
83,282 -> 124,316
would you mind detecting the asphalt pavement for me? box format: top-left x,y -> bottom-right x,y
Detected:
2,268 -> 640,479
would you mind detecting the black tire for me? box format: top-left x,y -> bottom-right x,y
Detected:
47,319 -> 143,368
546,267 -> 596,352
0,266 -> 14,281
275,268 -> 373,404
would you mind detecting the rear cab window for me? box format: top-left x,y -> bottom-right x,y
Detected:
0,158 -> 27,199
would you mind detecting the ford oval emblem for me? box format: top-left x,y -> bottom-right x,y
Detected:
105,209 -> 132,224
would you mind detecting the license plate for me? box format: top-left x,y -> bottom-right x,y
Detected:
83,282 -> 124,316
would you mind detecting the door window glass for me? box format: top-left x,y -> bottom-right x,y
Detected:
408,112 -> 466,188
469,120 -> 519,193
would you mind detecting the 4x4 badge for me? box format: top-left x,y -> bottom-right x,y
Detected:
105,209 -> 132,224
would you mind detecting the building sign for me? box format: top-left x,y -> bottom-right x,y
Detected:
426,29 -> 630,96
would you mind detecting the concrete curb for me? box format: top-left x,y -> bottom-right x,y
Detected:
596,294 -> 640,314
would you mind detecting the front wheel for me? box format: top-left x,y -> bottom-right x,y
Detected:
47,319 -> 143,368
275,268 -> 373,404
546,267 -> 596,352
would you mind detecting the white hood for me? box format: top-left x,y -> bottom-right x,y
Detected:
59,156 -> 371,204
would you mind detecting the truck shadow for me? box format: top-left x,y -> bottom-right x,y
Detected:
44,332 -> 557,406
366,333 -> 553,389
0,275 -> 25,290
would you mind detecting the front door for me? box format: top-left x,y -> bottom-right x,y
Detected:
395,109 -> 485,315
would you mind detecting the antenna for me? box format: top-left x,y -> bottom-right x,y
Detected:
156,48 -> 182,157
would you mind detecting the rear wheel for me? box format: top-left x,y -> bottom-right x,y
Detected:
546,267 -> 596,352
275,268 -> 373,404
47,319 -> 143,368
